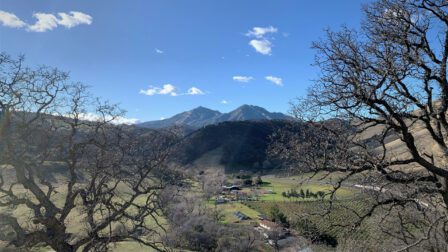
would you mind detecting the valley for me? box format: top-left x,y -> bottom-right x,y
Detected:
2,0 -> 448,251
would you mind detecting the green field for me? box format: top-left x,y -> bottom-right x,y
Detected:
213,202 -> 261,224
211,173 -> 380,249
231,173 -> 359,202
210,173 -> 363,226
256,174 -> 356,201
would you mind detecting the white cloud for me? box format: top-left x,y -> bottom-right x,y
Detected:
75,113 -> 139,125
249,39 -> 272,55
221,100 -> 229,104
28,13 -> 59,32
140,84 -> 205,96
28,11 -> 92,32
187,87 -> 205,95
246,26 -> 277,38
265,75 -> 283,86
140,84 -> 178,96
113,116 -> 140,125
0,11 -> 26,28
158,84 -> 177,95
160,117 -> 165,120
56,11 -> 92,28
232,75 -> 253,83
0,10 -> 92,32
245,26 -> 278,55
155,48 -> 164,54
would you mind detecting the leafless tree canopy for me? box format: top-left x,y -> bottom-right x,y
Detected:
271,0 -> 448,250
0,53 -> 180,252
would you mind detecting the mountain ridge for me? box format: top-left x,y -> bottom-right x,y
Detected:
138,104 -> 291,129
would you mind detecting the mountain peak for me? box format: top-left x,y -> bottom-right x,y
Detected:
236,104 -> 267,111
191,106 -> 220,113
138,105 -> 290,129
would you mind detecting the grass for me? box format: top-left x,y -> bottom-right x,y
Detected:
0,170 -> 362,251
254,174 -> 357,201
245,199 -> 380,245
0,182 -> 168,252
211,202 -> 261,224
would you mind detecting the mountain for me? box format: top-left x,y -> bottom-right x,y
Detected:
138,106 -> 222,129
216,105 -> 288,122
175,120 -> 292,173
138,105 -> 290,129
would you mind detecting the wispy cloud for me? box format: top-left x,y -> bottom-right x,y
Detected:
155,48 -> 164,54
28,13 -> 59,32
140,84 -> 205,97
245,26 -> 277,38
0,11 -> 27,28
249,39 -> 272,55
28,11 -> 92,32
265,75 -> 283,86
56,12 -> 92,28
221,100 -> 229,104
245,26 -> 277,55
232,75 -> 253,83
140,84 -> 178,96
0,10 -> 92,32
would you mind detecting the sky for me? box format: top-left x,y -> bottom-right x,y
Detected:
0,0 -> 370,122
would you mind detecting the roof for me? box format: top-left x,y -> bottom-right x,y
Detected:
223,185 -> 241,190
234,211 -> 250,220
260,220 -> 281,229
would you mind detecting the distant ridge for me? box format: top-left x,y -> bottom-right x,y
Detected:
138,105 -> 290,129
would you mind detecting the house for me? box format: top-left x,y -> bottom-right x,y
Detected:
258,214 -> 267,220
223,185 -> 241,191
236,191 -> 249,201
259,220 -> 281,231
215,198 -> 227,204
234,211 -> 250,220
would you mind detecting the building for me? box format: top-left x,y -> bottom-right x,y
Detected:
234,211 -> 250,220
259,220 -> 281,231
215,198 -> 227,204
222,185 -> 241,191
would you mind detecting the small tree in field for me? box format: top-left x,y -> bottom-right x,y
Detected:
255,175 -> 263,186
270,0 -> 448,250
0,53 -> 180,252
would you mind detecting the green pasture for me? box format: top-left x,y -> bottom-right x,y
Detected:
213,202 -> 261,224
256,174 -> 357,201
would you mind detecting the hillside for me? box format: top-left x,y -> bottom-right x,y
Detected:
175,120 -> 293,173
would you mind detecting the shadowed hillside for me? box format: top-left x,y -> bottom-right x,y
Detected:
176,120 -> 293,173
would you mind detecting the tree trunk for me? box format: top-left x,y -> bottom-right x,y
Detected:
443,178 -> 448,210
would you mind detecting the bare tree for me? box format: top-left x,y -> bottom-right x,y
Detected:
216,226 -> 262,252
270,0 -> 448,250
201,170 -> 226,201
0,53 -> 180,252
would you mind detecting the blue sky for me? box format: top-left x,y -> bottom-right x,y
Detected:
0,0 -> 369,122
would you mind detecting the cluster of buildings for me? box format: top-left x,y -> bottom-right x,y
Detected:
255,216 -> 302,250
216,185 -> 274,204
